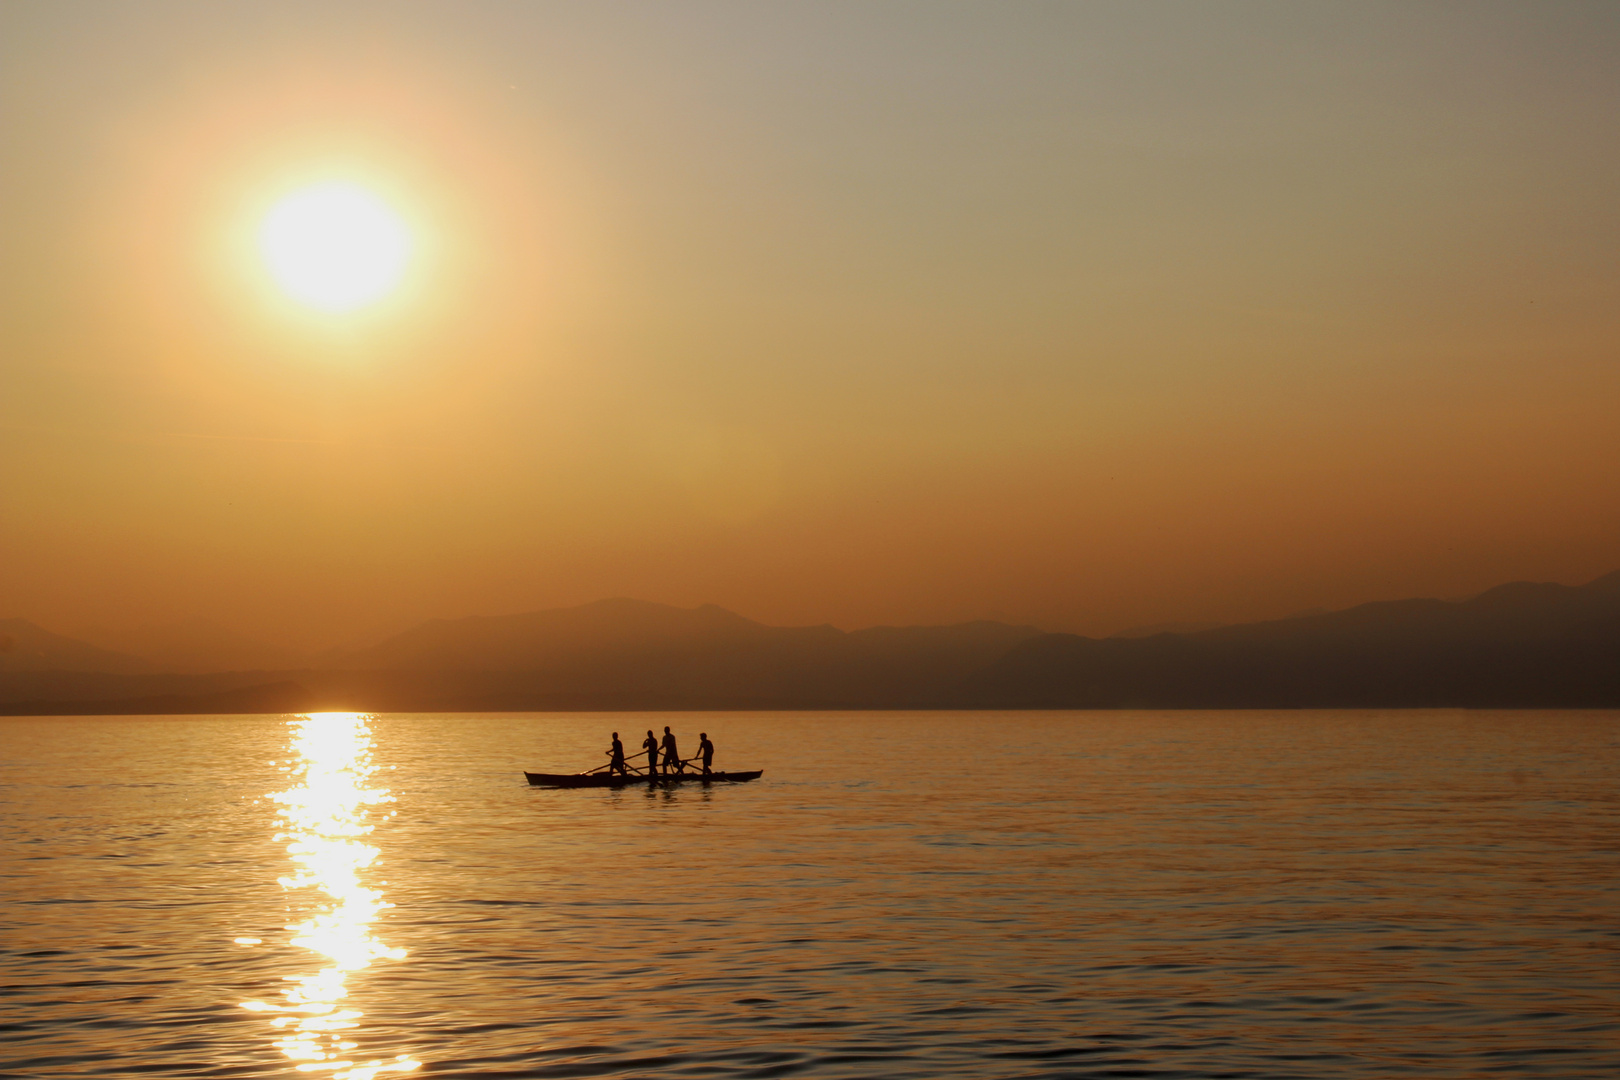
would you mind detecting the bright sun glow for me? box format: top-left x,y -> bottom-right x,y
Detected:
260,184 -> 411,313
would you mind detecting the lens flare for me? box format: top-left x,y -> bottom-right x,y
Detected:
241,712 -> 420,1078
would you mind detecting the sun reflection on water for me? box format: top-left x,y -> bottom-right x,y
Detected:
241,712 -> 420,1078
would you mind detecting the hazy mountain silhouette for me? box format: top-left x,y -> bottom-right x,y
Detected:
3,572 -> 1617,712
1,679 -> 318,716
338,599 -> 790,671
320,598 -> 1043,710
1110,620 -> 1226,639
0,619 -> 152,675
961,571 -> 1620,708
72,619 -> 309,674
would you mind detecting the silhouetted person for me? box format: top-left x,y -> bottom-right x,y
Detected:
697,732 -> 715,776
661,726 -> 683,774
642,729 -> 660,776
606,732 -> 627,776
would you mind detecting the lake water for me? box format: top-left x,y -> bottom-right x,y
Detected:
1,710 -> 1616,1079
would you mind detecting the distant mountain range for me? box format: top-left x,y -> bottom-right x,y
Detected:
959,571 -> 1620,709
3,571 -> 1617,713
0,618 -> 153,675
69,619 -> 310,675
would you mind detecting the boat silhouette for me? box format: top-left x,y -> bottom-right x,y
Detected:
524,768 -> 763,788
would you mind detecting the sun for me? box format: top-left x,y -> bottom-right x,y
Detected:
260,183 -> 412,313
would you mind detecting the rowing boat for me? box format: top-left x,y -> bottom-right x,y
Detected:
524,769 -> 763,789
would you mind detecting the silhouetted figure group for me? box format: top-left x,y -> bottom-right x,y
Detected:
605,726 -> 716,777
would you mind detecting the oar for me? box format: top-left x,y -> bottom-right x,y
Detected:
604,760 -> 655,776
586,758 -> 642,776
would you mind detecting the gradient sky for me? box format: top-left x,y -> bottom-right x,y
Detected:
3,1 -> 1618,649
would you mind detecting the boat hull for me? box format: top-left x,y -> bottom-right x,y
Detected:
524,769 -> 763,788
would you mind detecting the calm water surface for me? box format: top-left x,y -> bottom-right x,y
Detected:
1,711 -> 1617,1079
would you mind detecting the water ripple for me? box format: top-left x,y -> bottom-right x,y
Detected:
1,711 -> 1617,1078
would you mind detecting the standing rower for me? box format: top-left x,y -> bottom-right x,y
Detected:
661,726 -> 684,774
697,732 -> 715,776
606,732 -> 627,776
642,729 -> 660,776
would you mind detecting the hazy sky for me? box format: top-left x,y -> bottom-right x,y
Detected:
3,1 -> 1618,648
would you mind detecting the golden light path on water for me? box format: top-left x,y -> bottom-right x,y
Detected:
240,712 -> 421,1078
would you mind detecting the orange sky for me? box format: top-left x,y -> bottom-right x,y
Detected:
3,2 -> 1619,649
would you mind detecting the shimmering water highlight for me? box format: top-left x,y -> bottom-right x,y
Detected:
239,712 -> 418,1078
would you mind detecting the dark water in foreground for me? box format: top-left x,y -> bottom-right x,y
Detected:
1,711 -> 1617,1079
